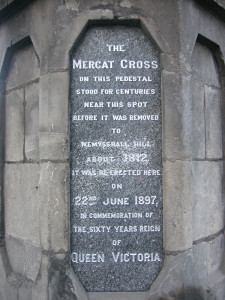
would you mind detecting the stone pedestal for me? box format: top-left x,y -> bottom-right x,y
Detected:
0,0 -> 224,299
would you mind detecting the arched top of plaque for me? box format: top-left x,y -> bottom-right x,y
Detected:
70,24 -> 163,292
69,21 -> 162,56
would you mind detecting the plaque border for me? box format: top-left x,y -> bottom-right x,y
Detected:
68,19 -> 164,299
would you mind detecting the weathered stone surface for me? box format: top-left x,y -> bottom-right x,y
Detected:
1,281 -> 17,300
0,0 -> 224,299
163,160 -> 193,252
192,41 -> 220,87
191,80 -> 205,159
4,163 -> 40,244
6,43 -> 39,90
25,135 -> 39,161
39,162 -> 69,252
5,89 -> 24,162
25,241 -> 41,282
67,269 -> 89,300
149,243 -> 225,300
162,71 -> 192,159
38,0 -> 180,71
48,256 -> 78,300
0,250 -> 7,300
191,234 -> 225,295
39,72 -> 68,133
45,1 -> 114,71
209,270 -> 225,300
206,234 -> 224,275
39,132 -> 69,161
180,0 -> 225,68
5,234 -> 25,276
0,80 -> 4,242
192,161 -> 224,241
205,85 -> 223,159
160,53 -> 179,72
148,251 -> 193,300
118,0 -> 179,54
32,254 -> 49,300
0,248 -> 20,300
18,280 -> 33,300
25,82 -> 39,161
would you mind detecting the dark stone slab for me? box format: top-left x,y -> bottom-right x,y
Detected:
70,25 -> 163,292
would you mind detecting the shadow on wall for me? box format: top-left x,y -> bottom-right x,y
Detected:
158,287 -> 204,300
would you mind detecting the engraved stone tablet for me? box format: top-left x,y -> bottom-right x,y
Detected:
70,25 -> 163,292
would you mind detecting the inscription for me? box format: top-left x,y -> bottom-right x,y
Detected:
74,88 -> 156,95
70,26 -> 163,292
73,59 -> 158,69
71,251 -> 161,264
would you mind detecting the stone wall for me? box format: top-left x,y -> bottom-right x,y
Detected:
0,0 -> 224,299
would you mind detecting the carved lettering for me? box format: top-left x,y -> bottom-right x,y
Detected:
70,26 -> 162,292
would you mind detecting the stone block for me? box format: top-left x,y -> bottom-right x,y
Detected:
163,160 -> 193,252
209,270 -> 225,300
0,175 -> 3,243
2,282 -> 18,300
39,132 -> 69,161
191,41 -> 220,88
4,163 -> 40,244
44,1 -> 114,71
162,71 -> 192,159
0,248 -> 19,299
25,82 -> 39,161
191,235 -> 225,292
39,72 -> 68,134
0,80 -> 4,161
39,162 -> 69,252
5,89 -> 24,162
207,234 -> 224,275
25,135 -> 39,161
67,269 -> 89,300
59,0 -> 80,11
48,258 -> 78,300
192,161 -> 224,241
18,280 -> 33,300
0,250 -> 7,300
192,241 -> 209,286
222,88 -> 225,150
5,234 -> 25,276
133,0 -> 180,54
180,72 -> 193,157
6,43 -> 39,91
25,241 -> 41,282
160,53 -> 179,72
192,80 -> 205,159
148,251 -> 191,300
205,86 -> 223,159
32,254 -> 49,300
149,248 -> 219,299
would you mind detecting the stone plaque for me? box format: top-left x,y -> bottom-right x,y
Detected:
70,26 -> 163,292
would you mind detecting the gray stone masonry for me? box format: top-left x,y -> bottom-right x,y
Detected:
0,0 -> 224,299
5,89 -> 24,162
25,82 -> 39,161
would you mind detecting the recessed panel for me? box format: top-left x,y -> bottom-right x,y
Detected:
70,26 -> 163,292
